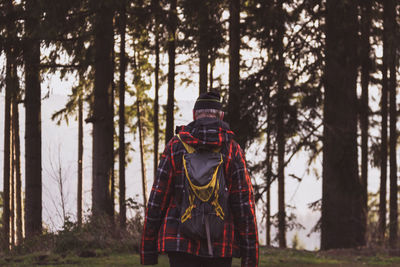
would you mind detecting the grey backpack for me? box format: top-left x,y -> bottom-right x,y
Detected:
177,134 -> 229,256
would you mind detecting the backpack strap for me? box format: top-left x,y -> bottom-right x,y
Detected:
177,134 -> 196,154
177,134 -> 221,153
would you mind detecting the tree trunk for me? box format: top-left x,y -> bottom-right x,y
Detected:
92,0 -> 114,218
137,100 -> 148,211
12,88 -> 22,245
3,35 -> 12,250
77,82 -> 83,227
57,154 -> 67,222
379,0 -> 390,243
119,1 -> 127,229
198,1 -> 208,95
111,34 -> 116,219
227,0 -> 242,147
153,0 -> 160,181
387,0 -> 397,249
321,0 -> 363,249
276,0 -> 286,249
24,0 -> 42,238
209,59 -> 214,91
359,0 -> 371,247
265,88 -> 272,247
11,119 -> 15,245
165,0 -> 177,145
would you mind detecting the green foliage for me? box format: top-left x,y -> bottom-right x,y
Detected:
244,1 -> 325,211
6,213 -> 143,256
179,0 -> 226,55
53,214 -> 143,254
124,1 -> 157,154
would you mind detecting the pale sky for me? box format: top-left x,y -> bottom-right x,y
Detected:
0,37 -> 397,251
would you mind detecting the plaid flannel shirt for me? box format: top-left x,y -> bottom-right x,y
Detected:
140,118 -> 259,267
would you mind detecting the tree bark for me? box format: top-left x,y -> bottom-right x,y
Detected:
119,0 -> 127,229
92,0 -> 114,218
321,0 -> 363,249
379,0 -> 390,243
387,0 -> 397,249
3,33 -> 12,250
152,0 -> 160,181
12,87 -> 22,245
77,82 -> 83,227
276,0 -> 286,249
359,0 -> 371,247
165,0 -> 177,145
209,59 -> 214,91
198,1 -> 208,95
265,88 -> 272,247
11,119 -> 15,245
227,0 -> 242,147
137,100 -> 148,211
24,0 -> 42,238
111,33 -> 116,219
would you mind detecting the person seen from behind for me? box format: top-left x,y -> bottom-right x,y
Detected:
140,91 -> 259,267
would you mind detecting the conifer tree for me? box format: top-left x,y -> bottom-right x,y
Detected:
165,0 -> 177,145
322,0 -> 363,249
386,0 -> 398,249
91,0 -> 115,218
24,0 -> 43,238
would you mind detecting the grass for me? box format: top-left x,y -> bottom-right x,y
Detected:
2,247 -> 400,266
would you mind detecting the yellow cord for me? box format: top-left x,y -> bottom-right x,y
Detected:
178,134 -> 225,222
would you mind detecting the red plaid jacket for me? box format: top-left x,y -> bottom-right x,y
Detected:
140,118 -> 259,266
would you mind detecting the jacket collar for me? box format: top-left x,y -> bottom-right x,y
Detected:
175,118 -> 234,148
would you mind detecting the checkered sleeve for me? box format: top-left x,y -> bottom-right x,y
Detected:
229,143 -> 259,267
140,138 -> 175,265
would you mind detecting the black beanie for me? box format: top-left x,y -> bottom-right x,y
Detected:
193,91 -> 222,111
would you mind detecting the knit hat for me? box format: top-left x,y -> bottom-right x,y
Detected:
193,91 -> 222,111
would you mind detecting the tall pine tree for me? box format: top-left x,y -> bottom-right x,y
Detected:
321,0 -> 364,249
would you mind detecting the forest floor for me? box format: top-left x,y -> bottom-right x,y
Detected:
2,247 -> 400,266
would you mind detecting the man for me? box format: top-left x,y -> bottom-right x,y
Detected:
141,91 -> 259,267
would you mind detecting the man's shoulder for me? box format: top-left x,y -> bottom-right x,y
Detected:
165,135 -> 181,149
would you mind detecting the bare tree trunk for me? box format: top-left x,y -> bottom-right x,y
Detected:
276,0 -> 286,249
359,0 -> 371,247
379,0 -> 390,243
3,38 -> 12,250
92,0 -> 114,218
57,154 -> 67,221
11,105 -> 15,245
24,0 -> 42,238
198,1 -> 208,95
119,0 -> 127,229
12,89 -> 23,245
322,0 -> 363,249
387,0 -> 398,249
111,35 -> 116,219
265,89 -> 272,247
137,100 -> 148,211
209,58 -> 214,91
77,89 -> 83,227
165,0 -> 177,145
265,137 -> 272,247
152,0 -> 160,181
227,0 -> 242,147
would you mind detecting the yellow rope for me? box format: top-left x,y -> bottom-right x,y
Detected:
177,134 -> 196,154
183,154 -> 222,202
178,134 -> 225,222
181,194 -> 195,223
